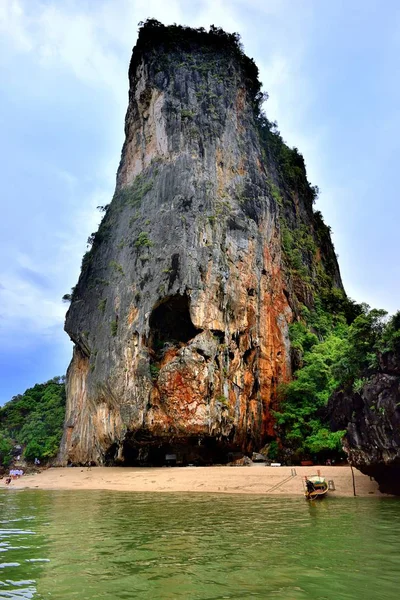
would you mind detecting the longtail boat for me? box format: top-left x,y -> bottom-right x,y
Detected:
304,474 -> 328,500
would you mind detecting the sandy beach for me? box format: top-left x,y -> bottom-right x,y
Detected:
5,465 -> 387,497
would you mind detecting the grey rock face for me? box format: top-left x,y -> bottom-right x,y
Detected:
330,351 -> 400,495
59,23 -> 342,466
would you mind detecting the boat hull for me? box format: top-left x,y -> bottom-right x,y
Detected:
304,475 -> 328,500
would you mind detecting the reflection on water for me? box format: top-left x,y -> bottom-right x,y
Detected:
0,489 -> 399,599
0,491 -> 50,599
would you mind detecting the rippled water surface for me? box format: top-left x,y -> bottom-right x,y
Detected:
1,490 -> 400,599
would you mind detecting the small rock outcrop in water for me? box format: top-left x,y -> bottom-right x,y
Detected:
329,351 -> 400,495
59,21 -> 342,466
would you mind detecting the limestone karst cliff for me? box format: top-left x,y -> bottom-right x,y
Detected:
330,350 -> 400,495
59,21 -> 342,466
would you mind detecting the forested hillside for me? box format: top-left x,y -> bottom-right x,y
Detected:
275,303 -> 400,461
0,377 -> 65,467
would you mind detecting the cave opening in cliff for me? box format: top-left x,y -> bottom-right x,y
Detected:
149,294 -> 200,354
121,433 -> 232,466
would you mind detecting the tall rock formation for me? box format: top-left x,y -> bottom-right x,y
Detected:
330,350 -> 400,495
59,21 -> 342,466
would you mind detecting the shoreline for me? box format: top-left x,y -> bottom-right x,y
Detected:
4,465 -> 389,497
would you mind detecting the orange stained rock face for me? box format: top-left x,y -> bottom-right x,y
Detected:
67,347 -> 90,419
160,347 -> 179,367
143,224 -> 292,446
148,356 -> 210,435
60,348 -> 93,463
259,235 -> 292,433
127,305 -> 139,326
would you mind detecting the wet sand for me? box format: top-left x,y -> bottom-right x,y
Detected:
6,465 -> 386,497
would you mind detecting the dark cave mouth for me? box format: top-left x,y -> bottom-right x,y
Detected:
148,294 -> 200,353
107,434 -> 239,467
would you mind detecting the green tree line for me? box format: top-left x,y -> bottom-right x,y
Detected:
275,298 -> 400,462
0,377 -> 66,468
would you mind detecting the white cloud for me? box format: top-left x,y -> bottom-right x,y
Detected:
0,0 -> 320,355
0,271 -> 65,347
0,168 -> 110,349
2,0 -> 397,376
0,0 -> 33,51
0,0 -> 310,131
0,1 -> 186,95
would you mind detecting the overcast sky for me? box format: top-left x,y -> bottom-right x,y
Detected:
1,0 -> 399,404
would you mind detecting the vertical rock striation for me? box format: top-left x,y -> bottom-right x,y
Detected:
60,21 -> 342,465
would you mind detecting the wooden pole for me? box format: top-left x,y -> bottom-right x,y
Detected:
350,465 -> 356,496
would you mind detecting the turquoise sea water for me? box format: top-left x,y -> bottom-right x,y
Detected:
0,490 -> 399,599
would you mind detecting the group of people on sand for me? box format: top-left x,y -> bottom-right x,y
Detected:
9,469 -> 24,478
3,469 -> 24,485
